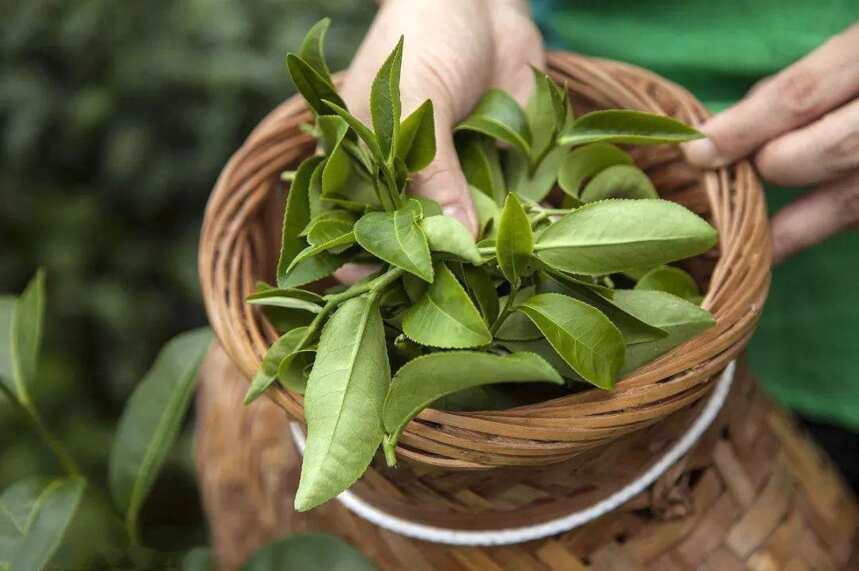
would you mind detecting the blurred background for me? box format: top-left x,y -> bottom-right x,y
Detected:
1,0 -> 856,565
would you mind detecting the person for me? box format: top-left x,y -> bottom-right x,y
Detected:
340,0 -> 859,474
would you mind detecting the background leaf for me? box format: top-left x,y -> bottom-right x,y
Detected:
298,18 -> 333,85
0,476 -> 85,571
296,295 -> 390,512
397,100 -> 436,172
456,89 -> 531,157
108,328 -> 213,539
370,37 -> 404,159
505,145 -> 568,203
461,265 -> 499,324
557,142 -> 633,198
382,352 -> 562,463
580,164 -> 658,202
1,271 -> 46,405
519,293 -> 624,388
496,194 -> 533,286
457,135 -> 506,206
420,216 -> 482,265
354,210 -> 433,282
535,199 -> 718,275
241,534 -> 376,571
559,110 -> 703,146
402,263 -> 491,348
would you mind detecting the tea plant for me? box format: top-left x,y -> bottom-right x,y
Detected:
248,19 -> 718,512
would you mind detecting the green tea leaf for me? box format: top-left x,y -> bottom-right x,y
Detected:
457,134 -> 506,205
534,199 -> 718,275
278,348 -> 316,395
354,209 -> 433,282
461,264 -> 499,324
634,266 -> 702,303
370,36 -> 404,159
244,327 -> 308,404
397,100 -> 436,172
401,273 -> 427,305
286,233 -> 355,276
251,284 -> 316,333
496,193 -> 533,286
109,328 -> 213,538
282,251 -> 347,289
402,262 -> 491,348
557,142 -> 634,198
305,211 -> 356,249
519,293 -> 624,388
277,157 -> 324,288
322,100 -> 385,163
433,386 -> 519,412
241,534 -> 376,571
298,18 -> 333,85
295,295 -> 390,512
414,196 -> 443,217
420,216 -> 482,264
382,352 -> 562,463
505,145 -> 568,203
469,185 -> 499,239
456,89 -> 531,157
0,271 -> 45,406
286,54 -> 346,117
581,164 -> 658,202
559,110 -> 703,147
247,289 -> 323,314
0,477 -> 85,571
316,116 -> 350,154
537,271 -> 665,345
0,296 -> 14,392
495,311 -> 542,341
611,290 -> 715,373
526,68 -> 561,162
498,338 -> 581,381
322,139 -> 379,209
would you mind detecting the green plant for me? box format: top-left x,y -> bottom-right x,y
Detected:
0,272 -> 376,570
248,20 -> 719,513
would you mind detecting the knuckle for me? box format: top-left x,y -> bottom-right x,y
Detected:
836,181 -> 859,225
778,67 -> 824,121
824,128 -> 859,174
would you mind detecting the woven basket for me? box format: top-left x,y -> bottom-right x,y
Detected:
196,51 -> 801,562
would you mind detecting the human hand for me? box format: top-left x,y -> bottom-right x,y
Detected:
684,23 -> 859,264
340,0 -> 543,229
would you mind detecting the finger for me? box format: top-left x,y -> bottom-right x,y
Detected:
756,97 -> 859,186
771,169 -> 859,264
410,127 -> 480,234
489,2 -> 545,107
334,263 -> 382,285
685,23 -> 859,168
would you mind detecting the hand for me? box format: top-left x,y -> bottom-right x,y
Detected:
341,0 -> 543,231
684,23 -> 859,264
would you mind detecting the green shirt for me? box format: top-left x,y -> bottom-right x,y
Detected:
533,0 -> 859,429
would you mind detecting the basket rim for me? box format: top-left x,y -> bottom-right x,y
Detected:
198,51 -> 772,468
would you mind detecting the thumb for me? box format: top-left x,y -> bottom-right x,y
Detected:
410,124 -> 479,235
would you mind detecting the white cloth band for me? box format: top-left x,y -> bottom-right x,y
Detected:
289,360 -> 735,546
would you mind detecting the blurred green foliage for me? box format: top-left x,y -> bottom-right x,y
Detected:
0,0 -> 372,560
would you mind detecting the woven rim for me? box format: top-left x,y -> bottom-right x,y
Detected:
199,52 -> 771,469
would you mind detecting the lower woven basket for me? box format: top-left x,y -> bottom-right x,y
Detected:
196,52 -> 858,569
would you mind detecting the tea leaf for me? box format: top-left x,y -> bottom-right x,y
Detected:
456,89 -> 531,157
496,193 -> 533,286
534,199 -> 718,275
559,110 -> 703,147
0,296 -> 14,392
322,140 -> 379,209
316,116 -> 350,154
354,209 -> 433,282
580,164 -> 657,202
414,196 -> 443,217
305,212 -> 356,249
420,216 -> 482,265
519,293 -> 624,388
611,290 -> 715,373
382,351 -> 562,463
469,185 -> 499,239
298,18 -> 333,85
370,36 -> 404,159
402,262 -> 491,348
505,145 -> 568,203
322,100 -> 384,162
286,54 -> 345,117
433,386 -> 518,412
247,289 -> 323,314
526,68 -> 561,162
0,476 -> 85,571
537,271 -> 666,344
557,142 -> 633,198
498,338 -> 581,381
109,328 -> 213,538
278,349 -> 315,394
634,266 -> 702,303
282,252 -> 347,289
295,295 -> 390,512
0,271 -> 45,406
457,135 -> 506,205
461,264 -> 499,324
401,272 -> 427,305
241,533 -> 376,571
244,327 -> 308,404
495,311 -> 542,341
286,233 -> 355,276
277,157 -> 324,288
397,99 -> 436,172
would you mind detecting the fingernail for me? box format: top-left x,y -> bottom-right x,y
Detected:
683,138 -> 728,169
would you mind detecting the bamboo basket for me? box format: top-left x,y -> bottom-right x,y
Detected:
196,52 -> 858,569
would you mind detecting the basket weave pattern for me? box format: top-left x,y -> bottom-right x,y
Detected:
198,52 -> 772,470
